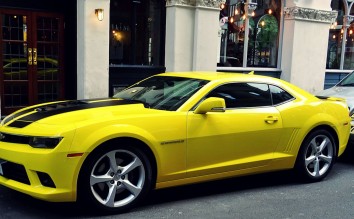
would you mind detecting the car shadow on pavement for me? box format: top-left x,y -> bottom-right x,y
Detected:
0,169 -> 300,218
1,161 -> 351,218
339,139 -> 354,164
0,187 -> 82,218
140,169 -> 299,208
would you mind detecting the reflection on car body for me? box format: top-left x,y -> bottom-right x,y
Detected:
0,71 -> 351,213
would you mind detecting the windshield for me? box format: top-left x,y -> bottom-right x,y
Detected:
113,76 -> 209,110
338,71 -> 354,86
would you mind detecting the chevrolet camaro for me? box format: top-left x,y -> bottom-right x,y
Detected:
0,72 -> 351,213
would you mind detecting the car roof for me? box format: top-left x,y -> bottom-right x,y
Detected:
156,71 -> 316,100
158,71 -> 252,79
157,71 -> 283,84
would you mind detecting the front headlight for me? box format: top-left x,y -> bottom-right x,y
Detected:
29,137 -> 63,149
0,132 -> 63,149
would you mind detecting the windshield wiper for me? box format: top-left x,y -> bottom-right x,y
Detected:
339,83 -> 354,86
115,98 -> 150,108
133,99 -> 150,108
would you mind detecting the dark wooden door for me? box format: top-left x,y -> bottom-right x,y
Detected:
0,9 -> 64,115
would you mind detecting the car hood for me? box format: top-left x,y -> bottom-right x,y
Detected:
1,98 -> 155,128
316,86 -> 354,110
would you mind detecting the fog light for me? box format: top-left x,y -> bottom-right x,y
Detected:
37,171 -> 56,188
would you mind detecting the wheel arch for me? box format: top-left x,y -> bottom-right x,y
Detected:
301,124 -> 339,157
293,124 -> 339,182
76,136 -> 158,200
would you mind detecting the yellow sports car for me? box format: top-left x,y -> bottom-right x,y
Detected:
0,72 -> 351,213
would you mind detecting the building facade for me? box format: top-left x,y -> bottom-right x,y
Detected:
0,0 -> 352,116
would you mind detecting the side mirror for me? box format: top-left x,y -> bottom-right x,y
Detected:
194,97 -> 226,114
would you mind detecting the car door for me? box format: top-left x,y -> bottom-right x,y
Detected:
186,82 -> 283,177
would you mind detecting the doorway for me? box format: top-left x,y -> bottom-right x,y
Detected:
0,9 -> 64,115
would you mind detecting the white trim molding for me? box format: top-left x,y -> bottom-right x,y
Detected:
166,0 -> 195,7
166,0 -> 223,8
284,6 -> 338,24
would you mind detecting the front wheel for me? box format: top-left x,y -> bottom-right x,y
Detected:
78,144 -> 153,213
295,129 -> 336,182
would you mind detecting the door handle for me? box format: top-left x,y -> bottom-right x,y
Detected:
28,48 -> 33,65
265,116 -> 278,124
33,48 -> 37,65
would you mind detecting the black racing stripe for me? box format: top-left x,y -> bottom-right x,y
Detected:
2,105 -> 40,125
7,120 -> 32,128
2,99 -> 94,125
7,99 -> 143,128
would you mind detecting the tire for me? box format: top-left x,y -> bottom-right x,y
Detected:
78,144 -> 153,213
295,129 -> 336,182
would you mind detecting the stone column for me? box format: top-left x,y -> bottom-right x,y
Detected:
77,0 -> 110,99
165,0 -> 222,72
280,0 -> 337,93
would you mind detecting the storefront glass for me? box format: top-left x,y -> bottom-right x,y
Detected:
109,0 -> 164,66
327,0 -> 354,70
345,5 -> 354,69
327,0 -> 344,69
218,0 -> 281,68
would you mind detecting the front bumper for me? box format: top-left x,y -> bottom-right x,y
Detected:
0,137 -> 84,202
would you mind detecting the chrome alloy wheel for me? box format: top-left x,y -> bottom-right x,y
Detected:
304,134 -> 334,177
90,149 -> 146,208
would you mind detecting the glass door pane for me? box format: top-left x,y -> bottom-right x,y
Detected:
36,15 -> 61,103
1,13 -> 30,113
1,11 -> 64,115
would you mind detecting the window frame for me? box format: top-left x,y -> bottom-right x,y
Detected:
200,82 -> 294,110
327,0 -> 354,71
217,0 -> 284,70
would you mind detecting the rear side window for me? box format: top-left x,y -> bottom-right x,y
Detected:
206,83 -> 272,108
270,85 -> 294,105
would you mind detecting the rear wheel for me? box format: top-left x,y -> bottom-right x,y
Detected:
295,129 -> 336,182
78,144 -> 153,213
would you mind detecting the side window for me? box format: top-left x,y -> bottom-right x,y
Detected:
206,83 -> 272,108
270,85 -> 294,105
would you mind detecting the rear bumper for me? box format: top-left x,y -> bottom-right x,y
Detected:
341,123 -> 354,158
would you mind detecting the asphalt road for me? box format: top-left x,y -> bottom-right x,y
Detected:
0,156 -> 353,219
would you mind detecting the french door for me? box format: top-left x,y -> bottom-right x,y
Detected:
0,9 -> 64,115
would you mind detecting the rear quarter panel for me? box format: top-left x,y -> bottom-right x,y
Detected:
275,97 -> 350,165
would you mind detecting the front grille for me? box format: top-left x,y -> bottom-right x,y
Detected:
0,133 -> 30,145
0,160 -> 30,185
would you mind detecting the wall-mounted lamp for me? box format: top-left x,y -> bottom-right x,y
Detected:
95,9 -> 104,21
